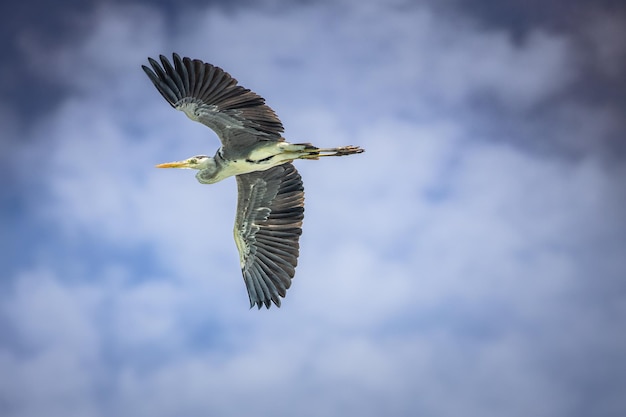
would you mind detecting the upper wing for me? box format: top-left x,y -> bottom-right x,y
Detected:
142,53 -> 284,153
234,163 -> 305,309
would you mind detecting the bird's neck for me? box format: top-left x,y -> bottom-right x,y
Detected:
195,156 -> 222,184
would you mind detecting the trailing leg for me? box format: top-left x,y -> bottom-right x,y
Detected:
295,144 -> 364,160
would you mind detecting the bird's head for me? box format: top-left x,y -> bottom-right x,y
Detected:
155,155 -> 212,170
156,155 -> 220,184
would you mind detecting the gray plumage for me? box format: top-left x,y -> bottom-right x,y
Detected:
235,163 -> 304,308
142,54 -> 283,159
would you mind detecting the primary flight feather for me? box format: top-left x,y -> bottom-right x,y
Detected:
142,53 -> 363,309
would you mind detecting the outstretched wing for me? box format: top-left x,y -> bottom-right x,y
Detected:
142,53 -> 284,154
234,163 -> 304,309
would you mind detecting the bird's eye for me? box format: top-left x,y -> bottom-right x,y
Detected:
189,158 -> 197,164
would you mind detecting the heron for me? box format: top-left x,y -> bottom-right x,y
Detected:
142,54 -> 363,309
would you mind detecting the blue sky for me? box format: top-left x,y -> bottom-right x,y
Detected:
1,1 -> 626,416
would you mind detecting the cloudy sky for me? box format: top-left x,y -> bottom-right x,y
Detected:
1,0 -> 625,416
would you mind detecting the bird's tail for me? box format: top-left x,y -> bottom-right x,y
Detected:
295,143 -> 364,160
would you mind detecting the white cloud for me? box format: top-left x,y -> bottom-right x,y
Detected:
2,270 -> 100,353
0,270 -> 101,417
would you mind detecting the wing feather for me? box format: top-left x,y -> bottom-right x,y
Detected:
142,53 -> 284,154
175,55 -> 190,93
186,58 -> 200,96
234,163 -> 304,309
160,55 -> 185,94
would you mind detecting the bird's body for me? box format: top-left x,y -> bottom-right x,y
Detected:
143,54 -> 363,308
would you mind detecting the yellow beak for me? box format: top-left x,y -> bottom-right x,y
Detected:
155,161 -> 190,169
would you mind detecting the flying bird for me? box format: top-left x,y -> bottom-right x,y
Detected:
142,53 -> 363,309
